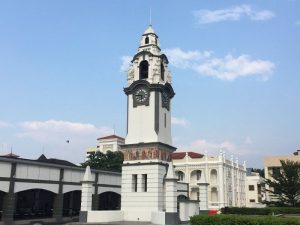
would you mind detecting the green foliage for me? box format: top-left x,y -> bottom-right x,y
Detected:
252,168 -> 265,178
221,207 -> 300,215
190,215 -> 300,225
265,160 -> 300,206
81,150 -> 123,172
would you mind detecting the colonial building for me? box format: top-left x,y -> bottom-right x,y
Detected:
264,150 -> 300,203
245,169 -> 265,208
172,151 -> 247,209
85,134 -> 125,158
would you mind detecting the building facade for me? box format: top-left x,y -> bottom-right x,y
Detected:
264,150 -> 300,203
85,134 -> 125,157
245,169 -> 265,208
172,151 -> 247,209
0,154 -> 121,225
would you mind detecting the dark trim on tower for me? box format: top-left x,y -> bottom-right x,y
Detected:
131,51 -> 169,64
142,32 -> 158,38
124,80 -> 175,98
139,44 -> 161,51
155,91 -> 159,134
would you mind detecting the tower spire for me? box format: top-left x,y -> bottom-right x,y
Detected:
149,8 -> 152,25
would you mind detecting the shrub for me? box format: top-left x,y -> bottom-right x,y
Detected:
190,215 -> 300,225
221,207 -> 300,215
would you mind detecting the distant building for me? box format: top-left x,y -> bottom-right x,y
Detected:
264,150 -> 300,203
245,169 -> 265,208
172,151 -> 247,209
85,134 -> 125,159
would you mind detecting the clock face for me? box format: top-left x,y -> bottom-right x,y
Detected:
133,87 -> 149,106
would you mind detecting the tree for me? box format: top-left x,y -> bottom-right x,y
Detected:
81,150 -> 124,172
265,160 -> 300,206
252,168 -> 265,178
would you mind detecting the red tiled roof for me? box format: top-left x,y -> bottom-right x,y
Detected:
172,151 -> 204,160
97,134 -> 125,140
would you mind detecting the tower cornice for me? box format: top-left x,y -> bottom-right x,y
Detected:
124,80 -> 175,98
131,51 -> 168,64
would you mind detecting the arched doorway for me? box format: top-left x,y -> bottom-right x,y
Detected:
14,189 -> 55,220
63,190 -> 81,216
98,192 -> 120,210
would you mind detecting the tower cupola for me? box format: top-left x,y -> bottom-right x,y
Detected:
138,25 -> 160,54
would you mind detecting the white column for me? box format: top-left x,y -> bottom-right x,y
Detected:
81,166 -> 94,211
198,172 -> 209,211
165,162 -> 177,213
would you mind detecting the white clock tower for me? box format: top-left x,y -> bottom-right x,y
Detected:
121,25 -> 178,223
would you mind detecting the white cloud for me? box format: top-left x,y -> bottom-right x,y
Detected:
195,54 -> 275,81
16,120 -> 113,163
120,56 -> 132,72
164,48 -> 212,69
171,116 -> 190,127
193,5 -> 275,24
189,139 -> 237,154
165,48 -> 275,81
17,120 -> 112,144
0,121 -> 13,128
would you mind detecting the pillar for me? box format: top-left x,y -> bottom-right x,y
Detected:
53,168 -> 64,222
164,162 -> 178,225
92,172 -> 99,210
80,166 -> 93,222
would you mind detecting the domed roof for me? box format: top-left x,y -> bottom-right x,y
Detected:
143,25 -> 156,35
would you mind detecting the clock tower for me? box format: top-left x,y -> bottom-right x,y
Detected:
121,25 -> 178,222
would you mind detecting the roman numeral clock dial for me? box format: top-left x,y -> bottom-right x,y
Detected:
133,87 -> 149,107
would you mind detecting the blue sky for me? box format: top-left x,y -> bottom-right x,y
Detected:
0,1 -> 299,168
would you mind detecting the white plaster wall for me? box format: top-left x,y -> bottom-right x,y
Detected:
157,92 -> 172,145
98,173 -> 121,186
63,184 -> 82,194
14,182 -> 58,193
126,92 -> 172,146
15,164 -> 60,181
121,164 -> 166,220
151,211 -> 166,225
64,169 -> 86,183
179,201 -> 199,222
87,211 -> 124,223
0,162 -> 11,177
123,210 -> 152,222
0,181 -> 9,192
126,94 -> 157,144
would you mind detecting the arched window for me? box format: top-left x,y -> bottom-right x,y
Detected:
139,60 -> 149,79
211,187 -> 218,202
177,171 -> 185,181
210,169 -> 218,184
197,170 -> 201,180
145,36 -> 149,44
161,63 -> 165,81
190,170 -> 202,182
